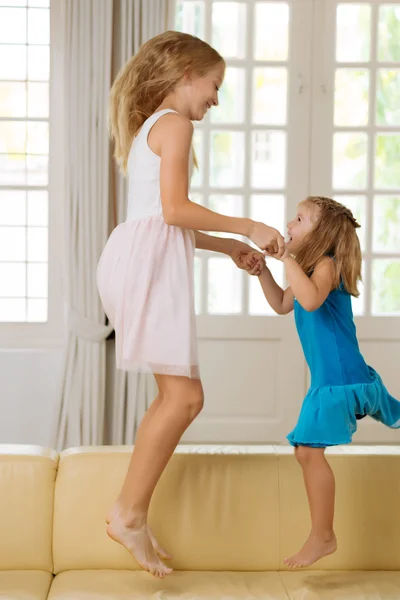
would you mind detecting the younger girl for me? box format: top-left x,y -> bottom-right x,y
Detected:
245,196 -> 400,569
97,31 -> 285,578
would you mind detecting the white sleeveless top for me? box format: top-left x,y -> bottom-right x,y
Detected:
126,109 -> 193,222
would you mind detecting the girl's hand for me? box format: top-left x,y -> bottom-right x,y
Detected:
229,240 -> 265,275
240,251 -> 266,276
229,240 -> 260,271
249,222 -> 285,257
265,244 -> 291,262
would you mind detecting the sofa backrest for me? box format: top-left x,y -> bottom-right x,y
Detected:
52,446 -> 280,573
52,445 -> 400,573
0,445 -> 57,571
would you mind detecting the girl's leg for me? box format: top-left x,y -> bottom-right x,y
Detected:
106,393 -> 172,560
107,373 -> 204,579
284,446 -> 337,569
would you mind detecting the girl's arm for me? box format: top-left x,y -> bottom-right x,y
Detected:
157,114 -> 285,254
193,231 -> 236,254
282,255 -> 335,312
257,264 -> 294,315
194,231 -> 265,274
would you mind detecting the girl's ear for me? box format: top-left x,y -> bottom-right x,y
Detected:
183,68 -> 193,85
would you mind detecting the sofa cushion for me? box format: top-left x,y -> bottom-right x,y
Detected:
53,446 -> 280,573
0,570 -> 53,600
47,570 -> 289,599
278,446 -> 400,570
0,445 -> 58,571
280,571 -> 400,599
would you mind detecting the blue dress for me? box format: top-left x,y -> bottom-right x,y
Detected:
287,285 -> 400,447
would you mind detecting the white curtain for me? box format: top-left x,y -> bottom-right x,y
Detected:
54,0 -> 113,450
107,0 -> 176,445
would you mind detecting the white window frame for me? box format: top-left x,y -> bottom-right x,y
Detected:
0,0 -> 64,348
177,0 -> 313,335
309,0 -> 400,340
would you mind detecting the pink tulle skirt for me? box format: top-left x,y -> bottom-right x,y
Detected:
97,216 -> 199,378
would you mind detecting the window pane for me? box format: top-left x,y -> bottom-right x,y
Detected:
208,194 -> 243,239
26,154 -> 48,186
0,121 -> 26,153
333,132 -> 367,190
27,82 -> 49,118
175,1 -> 204,38
253,68 -> 287,125
376,70 -> 400,126
27,262 -> 47,297
373,196 -> 400,253
378,5 -> 400,62
27,298 -> 47,322
334,69 -> 369,126
0,299 -> 26,322
0,7 -> 26,43
191,129 -> 203,188
0,263 -> 26,296
334,195 -> 366,251
28,0 -> 49,6
336,4 -> 371,62
28,45 -> 49,80
249,259 -> 284,316
0,82 -> 26,118
212,2 -> 246,59
211,67 -> 245,124
28,7 -> 49,44
208,257 -> 242,314
210,131 -> 245,187
254,3 -> 289,61
0,1 -> 27,6
251,194 -> 285,233
0,226 -> 26,261
190,192 -> 203,206
0,154 -> 26,185
27,226 -> 47,261
372,259 -> 400,315
0,190 -> 26,225
0,45 -> 26,79
27,190 -> 47,225
251,131 -> 286,189
375,134 -> 400,189
27,121 -> 48,154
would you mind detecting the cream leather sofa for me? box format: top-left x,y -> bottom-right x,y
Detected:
1,444 -> 400,600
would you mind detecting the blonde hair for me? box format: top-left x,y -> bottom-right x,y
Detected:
109,31 -> 225,172
295,196 -> 362,297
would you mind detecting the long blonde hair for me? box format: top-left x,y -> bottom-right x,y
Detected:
109,31 -> 224,172
295,196 -> 362,297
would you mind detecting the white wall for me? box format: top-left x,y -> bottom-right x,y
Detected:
0,349 -> 64,447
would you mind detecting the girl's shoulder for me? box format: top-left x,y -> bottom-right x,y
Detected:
154,110 -> 193,135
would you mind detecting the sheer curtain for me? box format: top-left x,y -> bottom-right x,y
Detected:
54,0 -> 113,449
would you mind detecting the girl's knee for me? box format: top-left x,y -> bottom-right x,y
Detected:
295,445 -> 324,466
161,377 -> 204,421
185,382 -> 204,419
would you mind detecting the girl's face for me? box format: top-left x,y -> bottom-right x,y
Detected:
286,201 -> 320,254
186,62 -> 225,121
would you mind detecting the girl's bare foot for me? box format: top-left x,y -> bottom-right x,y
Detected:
106,506 -> 172,561
284,533 -> 337,569
106,510 -> 173,578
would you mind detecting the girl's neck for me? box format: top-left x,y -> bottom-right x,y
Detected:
156,92 -> 191,119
